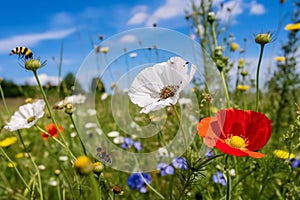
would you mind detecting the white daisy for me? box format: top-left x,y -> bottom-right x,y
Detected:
4,99 -> 45,132
128,56 -> 196,114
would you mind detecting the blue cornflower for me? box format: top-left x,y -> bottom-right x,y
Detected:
121,137 -> 142,151
212,171 -> 226,186
205,149 -> 214,158
127,173 -> 151,193
157,163 -> 174,176
290,158 -> 300,169
172,157 -> 188,170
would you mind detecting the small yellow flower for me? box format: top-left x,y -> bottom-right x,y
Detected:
230,43 -> 239,51
7,162 -> 17,168
73,156 -> 93,175
100,47 -> 110,54
210,106 -> 218,114
241,70 -> 248,77
273,149 -> 295,159
25,98 -> 33,103
15,153 -> 25,159
0,137 -> 17,147
284,22 -> 300,31
237,85 -> 250,91
275,56 -> 286,62
238,59 -> 245,68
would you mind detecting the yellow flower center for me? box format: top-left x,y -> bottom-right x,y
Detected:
226,136 -> 246,149
27,116 -> 36,123
159,85 -> 179,100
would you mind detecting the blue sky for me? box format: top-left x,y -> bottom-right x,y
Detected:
0,0 -> 294,87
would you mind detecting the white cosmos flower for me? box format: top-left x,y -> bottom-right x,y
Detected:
128,57 -> 196,114
4,99 -> 45,132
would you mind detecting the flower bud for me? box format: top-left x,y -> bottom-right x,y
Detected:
255,33 -> 271,45
65,103 -> 74,114
25,59 -> 42,71
241,70 -> 248,77
207,12 -> 216,23
93,162 -> 104,174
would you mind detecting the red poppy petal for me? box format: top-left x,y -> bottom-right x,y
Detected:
215,140 -> 249,156
243,150 -> 265,158
197,117 -> 219,147
244,111 -> 272,150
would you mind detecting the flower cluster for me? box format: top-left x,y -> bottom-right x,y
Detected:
121,137 -> 141,151
127,173 -> 151,193
157,157 -> 188,176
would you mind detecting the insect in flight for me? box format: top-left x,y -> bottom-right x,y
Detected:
9,46 -> 33,59
96,147 -> 112,164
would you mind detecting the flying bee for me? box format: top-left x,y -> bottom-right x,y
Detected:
96,147 -> 112,164
9,46 -> 33,59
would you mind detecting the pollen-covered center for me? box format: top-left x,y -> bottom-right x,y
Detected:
226,135 -> 246,149
159,85 -> 179,100
27,116 -> 36,123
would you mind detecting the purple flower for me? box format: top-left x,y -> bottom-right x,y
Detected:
127,173 -> 151,193
212,171 -> 226,186
205,149 -> 214,158
121,138 -> 142,151
290,158 -> 300,169
172,157 -> 188,170
134,141 -> 142,151
157,163 -> 174,176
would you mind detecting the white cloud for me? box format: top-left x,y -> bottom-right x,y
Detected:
128,12 -> 149,25
249,1 -> 266,15
23,73 -> 61,86
119,34 -> 138,43
0,28 -> 77,54
146,0 -> 186,26
51,12 -> 74,27
127,0 -> 187,26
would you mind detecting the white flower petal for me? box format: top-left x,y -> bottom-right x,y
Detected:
128,56 -> 196,114
113,136 -> 124,144
107,131 -> 120,137
4,99 -> 45,132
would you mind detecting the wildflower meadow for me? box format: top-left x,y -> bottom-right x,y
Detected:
1,0 -> 300,199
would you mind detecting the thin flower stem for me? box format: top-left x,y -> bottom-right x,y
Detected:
225,155 -> 231,200
32,70 -> 74,158
16,131 -> 44,200
255,45 -> 265,112
89,173 -> 101,200
35,125 -> 76,159
220,71 -> 231,108
211,22 -> 218,48
69,114 -> 87,156
0,83 -> 10,115
133,155 -> 165,199
0,146 -> 31,193
171,105 -> 188,151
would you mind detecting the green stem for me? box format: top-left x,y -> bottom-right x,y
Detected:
0,83 -> 10,115
220,71 -> 231,108
69,114 -> 87,156
225,155 -> 231,200
0,146 -> 31,193
35,125 -> 76,159
211,22 -> 218,48
16,131 -> 44,199
255,45 -> 265,112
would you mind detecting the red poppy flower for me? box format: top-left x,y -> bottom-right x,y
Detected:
41,123 -> 63,140
197,109 -> 272,158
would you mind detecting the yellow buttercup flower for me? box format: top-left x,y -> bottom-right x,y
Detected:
230,43 -> 239,51
284,22 -> 300,31
15,153 -> 25,159
273,149 -> 295,159
238,59 -> 245,68
0,137 -> 17,147
237,85 -> 250,91
73,156 -> 93,175
7,162 -> 17,168
275,56 -> 286,62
